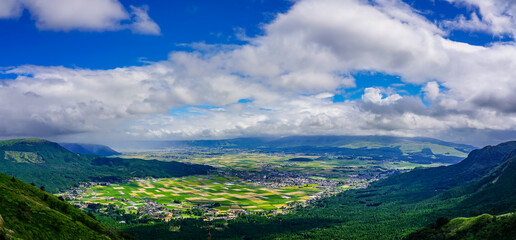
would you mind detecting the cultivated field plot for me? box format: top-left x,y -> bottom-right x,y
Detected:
72,175 -> 321,213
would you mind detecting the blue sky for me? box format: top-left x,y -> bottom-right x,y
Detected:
0,0 -> 293,69
2,0 -> 516,146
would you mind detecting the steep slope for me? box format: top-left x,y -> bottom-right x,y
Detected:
370,141 -> 516,202
0,139 -> 214,192
59,143 -> 121,156
444,149 -> 516,214
406,213 -> 516,240
0,172 -> 128,240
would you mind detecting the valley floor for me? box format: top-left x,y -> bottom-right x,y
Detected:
60,151 -> 447,226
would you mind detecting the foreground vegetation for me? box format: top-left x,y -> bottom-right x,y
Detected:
0,172 -> 128,240
406,213 -> 516,240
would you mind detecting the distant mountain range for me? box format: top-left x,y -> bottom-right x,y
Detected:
59,142 -> 121,156
0,139 -> 213,193
116,135 -> 476,164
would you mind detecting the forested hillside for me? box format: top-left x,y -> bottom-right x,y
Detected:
0,172 -> 129,240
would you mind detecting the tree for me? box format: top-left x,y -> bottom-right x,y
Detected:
435,217 -> 449,228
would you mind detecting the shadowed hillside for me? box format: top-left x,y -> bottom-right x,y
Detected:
59,143 -> 121,156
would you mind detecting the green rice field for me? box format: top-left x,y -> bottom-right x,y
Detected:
70,175 -> 321,215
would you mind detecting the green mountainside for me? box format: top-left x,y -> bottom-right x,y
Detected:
0,172 -> 129,240
406,213 -> 516,240
0,139 -> 214,193
129,141 -> 516,239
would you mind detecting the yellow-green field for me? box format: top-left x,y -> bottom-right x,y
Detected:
71,175 -> 321,215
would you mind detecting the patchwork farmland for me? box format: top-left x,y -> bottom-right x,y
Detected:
64,152 -> 449,222
65,175 -> 322,219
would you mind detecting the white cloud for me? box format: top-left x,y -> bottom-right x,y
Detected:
128,5 -> 161,35
362,88 -> 402,105
444,0 -> 516,37
22,0 -> 128,31
423,81 -> 440,101
4,0 -> 516,146
0,0 -> 161,34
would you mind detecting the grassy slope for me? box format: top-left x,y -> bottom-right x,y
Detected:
0,139 -> 214,193
0,172 -> 129,240
406,213 -> 516,240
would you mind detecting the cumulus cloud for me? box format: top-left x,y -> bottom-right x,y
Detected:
362,88 -> 402,105
444,0 -> 516,37
3,0 -> 516,146
423,81 -> 440,101
0,0 -> 161,34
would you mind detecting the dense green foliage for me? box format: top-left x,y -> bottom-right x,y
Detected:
0,172 -> 129,240
116,141 -> 516,239
0,139 -> 214,193
406,213 -> 516,240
